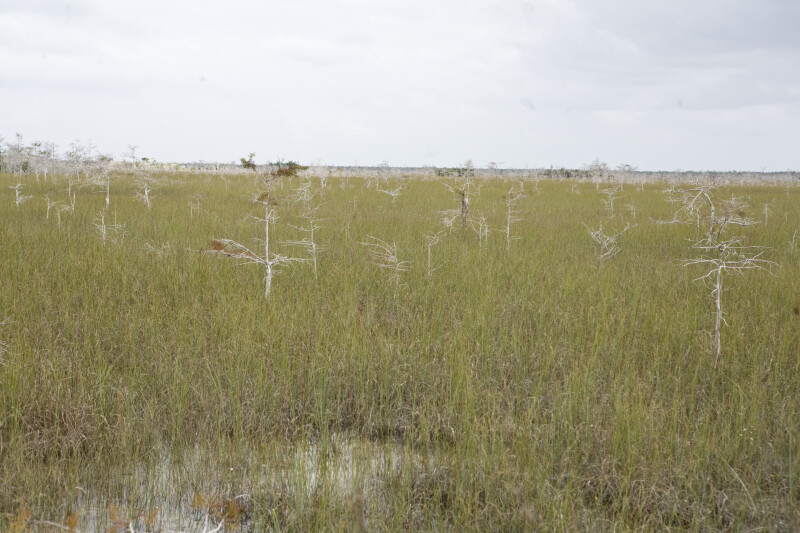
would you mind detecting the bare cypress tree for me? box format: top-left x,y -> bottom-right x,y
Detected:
9,184 -> 32,207
654,183 -> 719,239
600,185 -> 624,217
135,169 -> 157,209
285,204 -> 326,280
360,236 -> 411,303
583,222 -> 634,262
204,154 -> 307,299
443,160 -> 481,229
682,238 -> 776,368
422,230 -> 446,275
505,182 -> 526,249
188,191 -> 203,218
656,184 -> 778,367
677,194 -> 775,367
375,182 -> 404,205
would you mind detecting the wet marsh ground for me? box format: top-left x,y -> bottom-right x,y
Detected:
1,170 -> 799,531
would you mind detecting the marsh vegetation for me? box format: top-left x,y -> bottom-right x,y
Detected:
1,161 -> 799,531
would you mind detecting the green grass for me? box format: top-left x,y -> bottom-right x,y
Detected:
1,171 -> 799,531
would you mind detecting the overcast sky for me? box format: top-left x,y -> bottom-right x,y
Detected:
1,0 -> 798,170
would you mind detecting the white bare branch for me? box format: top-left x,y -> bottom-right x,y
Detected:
422,230 -> 446,275
360,236 -> 411,300
505,183 -> 526,249
470,215 -> 490,247
376,183 -> 404,205
600,185 -> 625,217
284,209 -> 326,279
135,170 -> 158,208
9,183 -> 33,207
439,208 -> 461,232
188,191 -> 203,217
143,241 -> 172,258
584,222 -> 634,262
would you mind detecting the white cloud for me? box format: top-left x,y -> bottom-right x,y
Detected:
1,0 -> 798,169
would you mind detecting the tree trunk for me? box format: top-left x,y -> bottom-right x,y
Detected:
714,266 -> 723,368
461,191 -> 469,228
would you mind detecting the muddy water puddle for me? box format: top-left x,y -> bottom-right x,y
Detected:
19,435 -> 420,532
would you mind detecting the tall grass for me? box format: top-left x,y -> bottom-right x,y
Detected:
1,172 -> 799,531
